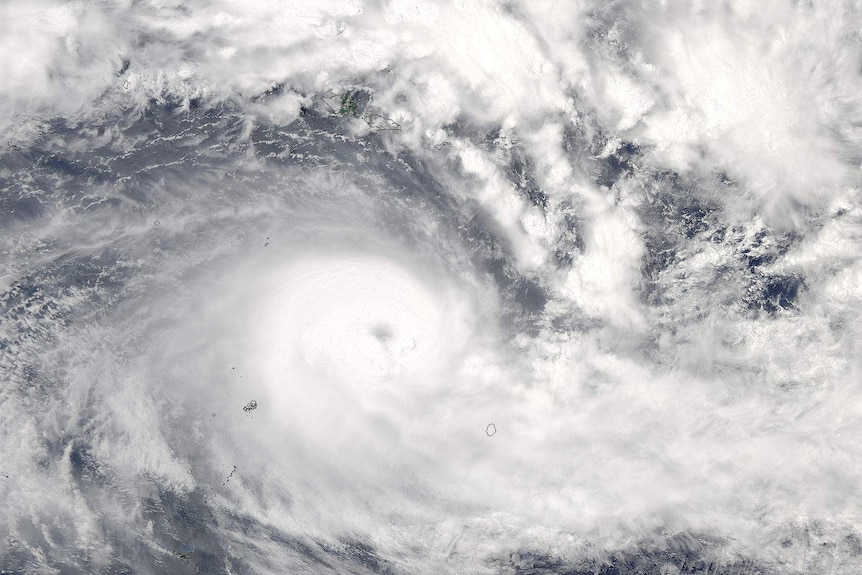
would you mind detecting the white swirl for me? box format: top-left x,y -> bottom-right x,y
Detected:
241,250 -> 476,444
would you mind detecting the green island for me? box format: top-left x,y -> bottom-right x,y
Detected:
338,93 -> 358,115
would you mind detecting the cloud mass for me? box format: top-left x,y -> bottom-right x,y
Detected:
1,1 -> 861,574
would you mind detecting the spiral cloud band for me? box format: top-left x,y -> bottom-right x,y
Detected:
2,1 -> 862,574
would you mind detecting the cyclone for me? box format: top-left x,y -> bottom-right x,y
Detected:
3,1 -> 862,575
251,252 -> 469,389
223,247 -> 484,465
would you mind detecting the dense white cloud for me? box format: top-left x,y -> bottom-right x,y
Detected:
2,0 -> 861,573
